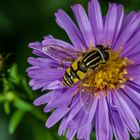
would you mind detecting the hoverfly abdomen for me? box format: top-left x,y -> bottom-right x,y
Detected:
63,70 -> 74,86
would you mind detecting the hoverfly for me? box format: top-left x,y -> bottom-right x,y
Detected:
42,44 -> 109,112
63,45 -> 109,86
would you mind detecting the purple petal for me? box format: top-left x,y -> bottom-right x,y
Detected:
107,91 -> 130,140
64,98 -> 81,127
120,89 -> 140,121
78,97 -> 98,139
29,79 -> 52,91
68,109 -> 84,130
113,90 -> 140,139
32,50 -> 47,57
46,105 -> 70,128
44,86 -> 77,113
58,117 -> 67,136
44,80 -> 64,90
103,3 -> 117,47
42,38 -> 77,50
121,29 -> 140,56
43,35 -> 54,40
71,4 -> 95,48
88,0 -> 103,44
124,84 -> 140,107
127,52 -> 140,66
122,11 -> 137,31
112,4 -> 124,48
33,91 -> 54,106
77,112 -> 89,139
55,9 -> 85,50
29,42 -> 52,58
28,68 -> 64,79
96,96 -> 110,140
80,91 -> 94,113
29,42 -> 42,49
83,125 -> 92,140
127,70 -> 140,83
27,57 -> 59,69
127,64 -> 140,76
114,13 -> 140,51
66,129 -> 77,140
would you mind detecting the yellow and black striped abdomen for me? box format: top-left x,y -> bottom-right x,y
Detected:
63,58 -> 87,86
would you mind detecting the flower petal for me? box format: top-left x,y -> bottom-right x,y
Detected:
66,129 -> 77,140
28,68 -> 64,79
42,80 -> 64,90
71,4 -> 95,48
112,4 -> 124,48
88,0 -> 103,44
78,97 -> 98,139
42,37 -> 77,50
127,64 -> 140,76
64,98 -> 81,127
46,105 -> 70,128
33,91 -> 54,106
114,13 -> 140,51
113,90 -> 140,139
58,118 -> 67,136
107,91 -> 130,140
122,11 -> 137,31
27,57 -> 59,69
121,29 -> 140,56
120,89 -> 140,121
124,83 -> 140,107
103,3 -> 117,47
44,86 -> 77,113
55,9 -> 85,50
96,96 -> 110,140
77,111 -> 89,139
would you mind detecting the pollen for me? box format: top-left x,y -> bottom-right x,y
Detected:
82,48 -> 132,95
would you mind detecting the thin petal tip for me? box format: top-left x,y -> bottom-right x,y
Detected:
45,120 -> 52,128
33,99 -> 42,106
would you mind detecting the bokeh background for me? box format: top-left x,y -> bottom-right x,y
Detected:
0,0 -> 140,140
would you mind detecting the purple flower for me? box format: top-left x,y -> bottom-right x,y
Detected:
27,0 -> 140,140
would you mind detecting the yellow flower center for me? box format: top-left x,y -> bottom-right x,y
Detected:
82,48 -> 132,95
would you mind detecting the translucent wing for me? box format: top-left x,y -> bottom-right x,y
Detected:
79,70 -> 94,113
42,45 -> 82,63
79,86 -> 94,113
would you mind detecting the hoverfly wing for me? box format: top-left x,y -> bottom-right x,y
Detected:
42,45 -> 81,64
79,70 -> 94,113
79,86 -> 94,113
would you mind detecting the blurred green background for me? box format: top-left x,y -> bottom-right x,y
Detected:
0,0 -> 140,140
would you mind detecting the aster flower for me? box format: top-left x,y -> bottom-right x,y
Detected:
27,0 -> 140,140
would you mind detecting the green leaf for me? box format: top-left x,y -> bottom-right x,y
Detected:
9,64 -> 20,84
0,94 -> 5,102
30,108 -> 46,121
91,132 -> 96,140
9,110 -> 25,134
22,78 -> 33,99
5,91 -> 15,102
14,98 -> 33,111
4,101 -> 10,114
